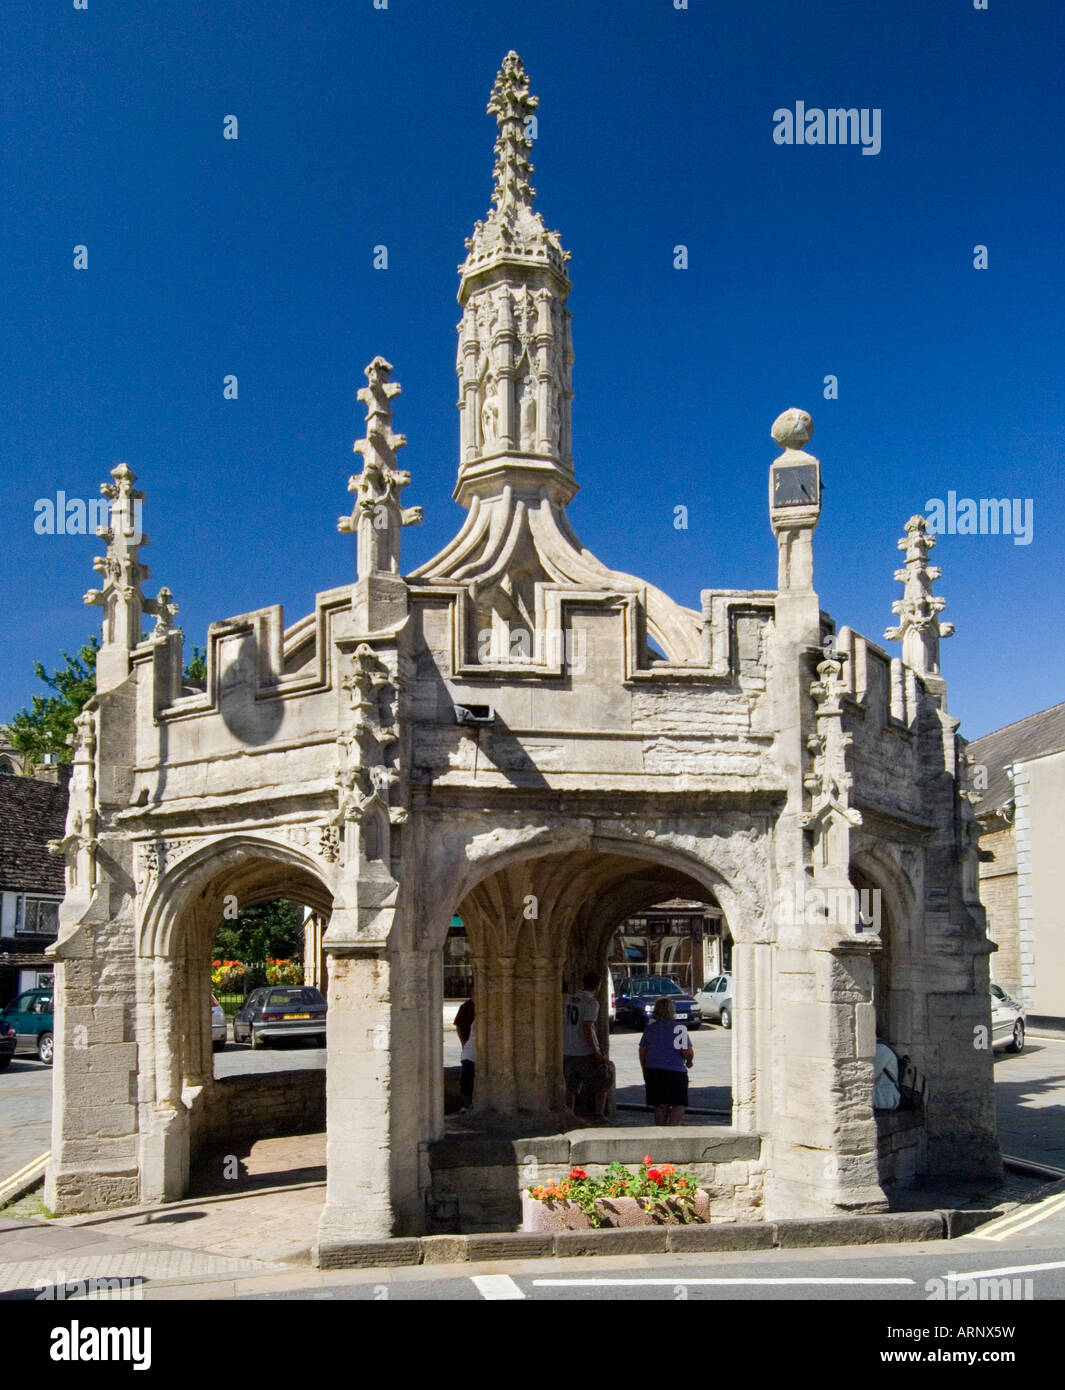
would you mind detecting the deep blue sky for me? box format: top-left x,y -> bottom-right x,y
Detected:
2,0 -> 1062,739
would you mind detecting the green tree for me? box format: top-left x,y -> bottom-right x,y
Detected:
213,900 -> 303,988
7,635 -> 208,771
184,646 -> 207,683
7,638 -> 99,769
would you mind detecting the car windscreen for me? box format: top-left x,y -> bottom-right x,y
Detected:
637,978 -> 683,995
265,988 -> 324,1007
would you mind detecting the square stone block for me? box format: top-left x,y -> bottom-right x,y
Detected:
667,1222 -> 773,1252
315,1237 -> 421,1269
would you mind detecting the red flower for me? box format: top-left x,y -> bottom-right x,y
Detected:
647,1168 -> 663,1184
643,1154 -> 653,1165
568,1167 -> 587,1180
661,1164 -> 675,1176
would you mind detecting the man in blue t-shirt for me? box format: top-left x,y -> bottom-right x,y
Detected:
638,997 -> 695,1125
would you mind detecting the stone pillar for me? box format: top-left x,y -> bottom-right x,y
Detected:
763,940 -> 884,1217
139,954 -> 189,1204
318,950 -> 397,1243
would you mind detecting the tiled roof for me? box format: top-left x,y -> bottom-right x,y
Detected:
0,775 -> 68,894
966,701 -> 1065,819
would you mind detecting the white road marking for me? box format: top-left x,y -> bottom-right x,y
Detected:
945,1259 -> 1065,1279
532,1277 -> 914,1288
471,1273 -> 526,1300
968,1190 -> 1065,1241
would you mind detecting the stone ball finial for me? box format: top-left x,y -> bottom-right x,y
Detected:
771,408 -> 814,452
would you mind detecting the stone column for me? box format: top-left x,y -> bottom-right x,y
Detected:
318,949 -> 397,1243
139,954 -> 189,1204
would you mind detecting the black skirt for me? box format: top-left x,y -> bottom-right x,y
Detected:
645,1067 -> 688,1108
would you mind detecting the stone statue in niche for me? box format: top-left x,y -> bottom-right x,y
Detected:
518,378 -> 537,450
481,375 -> 499,446
548,395 -> 561,451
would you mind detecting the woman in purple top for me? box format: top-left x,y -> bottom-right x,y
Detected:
639,997 -> 695,1125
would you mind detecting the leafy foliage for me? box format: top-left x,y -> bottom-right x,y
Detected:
184,646 -> 207,683
6,634 -> 209,769
7,638 -> 99,768
528,1157 -> 703,1227
212,899 -> 303,988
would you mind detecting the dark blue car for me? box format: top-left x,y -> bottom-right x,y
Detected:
615,976 -> 702,1031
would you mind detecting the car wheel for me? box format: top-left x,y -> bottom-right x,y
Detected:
38,1032 -> 54,1065
689,1020 -> 701,1031
719,1007 -> 731,1030
0,1056 -> 11,1072
1008,1020 -> 1025,1054
213,1039 -> 225,1052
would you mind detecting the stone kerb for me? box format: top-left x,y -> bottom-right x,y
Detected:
316,1210 -> 954,1269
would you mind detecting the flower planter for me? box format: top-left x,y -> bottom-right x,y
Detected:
522,1188 -> 709,1232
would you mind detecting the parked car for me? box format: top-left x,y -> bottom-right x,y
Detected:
211,995 -> 227,1050
232,986 -> 327,1048
990,983 -> 1025,1053
696,973 -> 734,1029
0,988 -> 54,1064
0,1019 -> 16,1071
615,976 -> 701,1030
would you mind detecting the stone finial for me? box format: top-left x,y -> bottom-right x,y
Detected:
771,408 -> 814,454
83,463 -> 155,691
487,51 -> 538,214
884,514 -> 954,677
338,357 -> 422,579
143,584 -> 179,638
461,54 -> 570,281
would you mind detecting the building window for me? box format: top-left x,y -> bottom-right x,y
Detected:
15,896 -> 61,935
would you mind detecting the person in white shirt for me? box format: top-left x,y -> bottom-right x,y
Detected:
562,972 -> 610,1120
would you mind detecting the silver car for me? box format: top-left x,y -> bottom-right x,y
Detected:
990,984 -> 1025,1053
233,985 -> 328,1048
211,995 -> 227,1051
696,973 -> 733,1029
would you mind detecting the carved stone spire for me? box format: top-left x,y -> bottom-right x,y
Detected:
338,357 -> 422,579
885,514 -> 954,678
83,463 -> 152,692
488,50 -> 538,215
455,53 -> 575,509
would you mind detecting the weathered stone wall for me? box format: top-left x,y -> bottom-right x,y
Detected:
979,824 -> 1020,996
190,1070 -> 326,1158
1015,751 -> 1065,1020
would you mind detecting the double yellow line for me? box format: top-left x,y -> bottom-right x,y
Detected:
0,1150 -> 50,1209
970,1183 -> 1065,1242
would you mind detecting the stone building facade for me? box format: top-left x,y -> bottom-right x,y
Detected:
45,53 -> 999,1245
0,773 -> 67,1003
968,702 -> 1065,1023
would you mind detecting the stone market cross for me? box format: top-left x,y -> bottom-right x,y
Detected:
45,53 -> 999,1247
